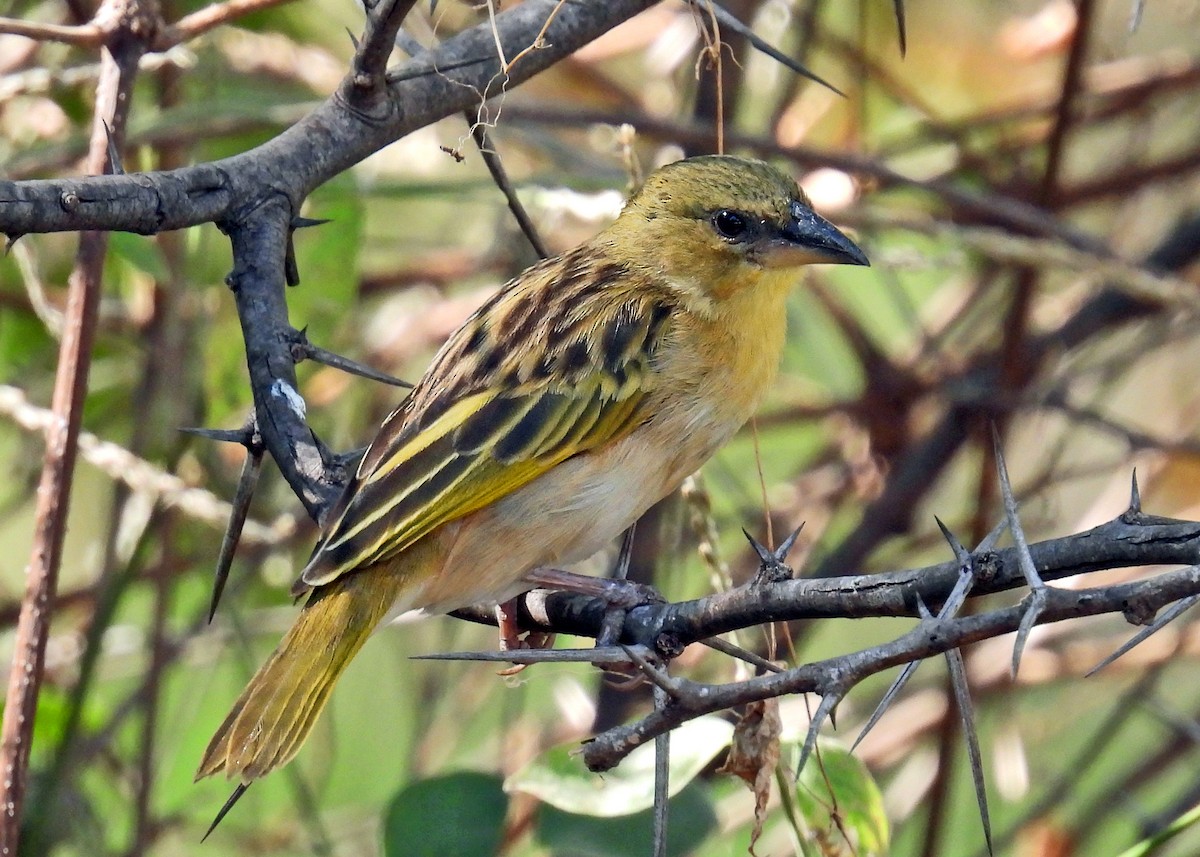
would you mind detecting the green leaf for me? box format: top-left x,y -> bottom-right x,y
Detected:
288,179 -> 363,344
383,771 -> 507,857
794,742 -> 889,856
1115,801 -> 1200,857
537,781 -> 717,857
108,231 -> 171,281
506,715 -> 734,817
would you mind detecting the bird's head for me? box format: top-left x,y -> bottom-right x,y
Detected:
603,155 -> 868,305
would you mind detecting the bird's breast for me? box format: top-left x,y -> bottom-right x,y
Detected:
408,272 -> 796,615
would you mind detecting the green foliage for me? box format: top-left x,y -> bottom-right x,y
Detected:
794,743 -> 889,856
536,782 -> 717,857
383,771 -> 508,857
507,715 -> 734,816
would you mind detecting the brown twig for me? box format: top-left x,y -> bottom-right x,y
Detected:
0,16 -> 103,46
155,0 -> 295,49
0,0 -> 149,849
500,104 -> 1111,255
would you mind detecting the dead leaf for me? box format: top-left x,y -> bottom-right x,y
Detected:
718,698 -> 782,855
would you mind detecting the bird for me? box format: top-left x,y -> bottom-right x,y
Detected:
196,154 -> 868,822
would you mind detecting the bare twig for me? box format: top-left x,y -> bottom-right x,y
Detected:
0,0 -> 148,848
0,16 -> 103,46
156,0 -> 295,49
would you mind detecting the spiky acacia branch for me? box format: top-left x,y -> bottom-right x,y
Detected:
0,0 -> 660,520
446,503 -> 1200,771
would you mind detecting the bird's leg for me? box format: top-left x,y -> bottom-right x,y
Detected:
494,599 -> 556,652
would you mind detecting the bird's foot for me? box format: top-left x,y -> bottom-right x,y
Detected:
494,598 -> 556,675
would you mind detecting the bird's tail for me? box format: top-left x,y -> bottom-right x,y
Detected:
196,568 -> 403,784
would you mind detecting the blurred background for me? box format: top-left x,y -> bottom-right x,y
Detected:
2,0 -> 1200,854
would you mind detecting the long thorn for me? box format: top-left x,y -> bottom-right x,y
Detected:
652,683 -> 671,857
1086,594 -> 1200,677
292,335 -> 413,388
796,692 -> 840,779
208,445 -> 263,622
685,0 -> 845,96
411,646 -> 648,665
946,646 -> 992,855
892,0 -> 908,56
993,427 -> 1047,678
701,637 -> 784,674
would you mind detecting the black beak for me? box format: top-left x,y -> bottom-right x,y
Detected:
776,203 -> 869,267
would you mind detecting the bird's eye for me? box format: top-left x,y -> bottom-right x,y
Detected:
712,209 -> 750,241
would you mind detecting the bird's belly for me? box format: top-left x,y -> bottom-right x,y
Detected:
409,409 -> 736,615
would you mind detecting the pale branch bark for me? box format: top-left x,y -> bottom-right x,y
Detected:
0,0 -> 149,850
0,17 -> 103,46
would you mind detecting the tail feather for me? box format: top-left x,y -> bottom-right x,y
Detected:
197,569 -> 403,784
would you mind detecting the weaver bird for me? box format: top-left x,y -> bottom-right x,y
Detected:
197,155 -> 867,821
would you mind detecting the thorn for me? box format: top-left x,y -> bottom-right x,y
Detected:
614,522 -> 637,581
946,646 -> 992,855
284,231 -> 300,287
977,517 -> 1009,553
934,515 -> 970,565
1129,469 -> 1142,514
1011,587 -> 1047,679
688,0 -> 846,97
741,527 -> 773,564
743,524 -> 802,585
892,0 -> 908,57
796,693 -> 839,780
620,645 -> 681,698
1086,594 -> 1200,677
208,446 -> 263,622
851,657 -> 922,752
915,593 -> 933,620
102,120 -> 124,175
202,782 -> 250,841
774,522 -> 804,561
854,533 -> 995,753
179,425 -> 255,445
4,233 -> 23,254
346,27 -> 359,50
700,637 -> 783,674
992,424 -> 1050,679
469,117 -> 550,260
291,335 -> 414,388
652,679 -> 671,857
290,216 -> 331,230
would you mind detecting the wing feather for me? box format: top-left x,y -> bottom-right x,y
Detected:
299,252 -> 678,590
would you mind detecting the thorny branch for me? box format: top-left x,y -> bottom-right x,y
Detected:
579,516 -> 1200,771
0,0 -> 660,521
3,0 -> 1200,849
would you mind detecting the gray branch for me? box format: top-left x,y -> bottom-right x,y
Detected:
0,0 -> 659,520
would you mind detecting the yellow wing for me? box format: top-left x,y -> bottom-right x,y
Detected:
298,249 -> 677,590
